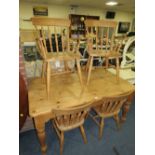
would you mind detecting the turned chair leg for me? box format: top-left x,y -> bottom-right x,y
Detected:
41,61 -> 46,83
64,60 -> 69,71
60,131 -> 64,155
113,114 -> 120,130
85,56 -> 91,72
87,56 -> 93,85
99,117 -> 104,140
79,125 -> 87,144
46,61 -> 51,99
105,57 -> 109,69
116,57 -> 120,82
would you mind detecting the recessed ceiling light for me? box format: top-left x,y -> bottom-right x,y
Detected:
105,1 -> 118,6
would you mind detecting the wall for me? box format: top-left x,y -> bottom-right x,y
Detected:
19,2 -> 135,36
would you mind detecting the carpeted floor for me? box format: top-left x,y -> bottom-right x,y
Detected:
19,98 -> 135,155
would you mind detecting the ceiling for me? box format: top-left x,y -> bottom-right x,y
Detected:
20,0 -> 135,13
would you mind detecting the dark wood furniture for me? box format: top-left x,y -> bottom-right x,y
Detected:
69,14 -> 99,38
19,72 -> 28,130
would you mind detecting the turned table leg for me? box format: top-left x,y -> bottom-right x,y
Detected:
121,102 -> 131,123
34,117 -> 47,155
121,92 -> 134,123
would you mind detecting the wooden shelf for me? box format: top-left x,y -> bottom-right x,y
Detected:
69,14 -> 99,38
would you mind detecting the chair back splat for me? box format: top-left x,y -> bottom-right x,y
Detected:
32,18 -> 71,53
93,92 -> 130,116
52,102 -> 92,129
85,20 -> 117,52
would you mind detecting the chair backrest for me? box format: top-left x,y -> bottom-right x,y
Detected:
84,19 -> 120,52
93,91 -> 133,114
36,37 -> 48,60
31,17 -> 74,55
52,102 -> 92,127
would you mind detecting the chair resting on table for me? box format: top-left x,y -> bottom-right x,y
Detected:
31,17 -> 83,98
84,19 -> 122,85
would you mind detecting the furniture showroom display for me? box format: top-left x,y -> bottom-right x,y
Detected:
20,17 -> 135,155
28,69 -> 134,154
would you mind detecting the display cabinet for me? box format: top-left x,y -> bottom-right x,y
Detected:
69,14 -> 99,38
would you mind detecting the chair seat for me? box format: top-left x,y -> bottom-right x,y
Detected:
88,50 -> 121,58
54,119 -> 84,131
45,51 -> 81,62
93,106 -> 120,118
88,50 -> 107,57
106,51 -> 121,58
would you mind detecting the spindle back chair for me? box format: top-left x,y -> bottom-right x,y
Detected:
31,17 -> 83,98
52,102 -> 92,155
89,91 -> 133,139
84,19 -> 122,84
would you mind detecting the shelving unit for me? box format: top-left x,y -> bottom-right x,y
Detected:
69,14 -> 100,66
69,14 -> 99,39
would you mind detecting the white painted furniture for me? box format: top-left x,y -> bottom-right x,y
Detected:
108,36 -> 135,84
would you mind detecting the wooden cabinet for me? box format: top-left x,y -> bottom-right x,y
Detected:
19,72 -> 28,130
69,14 -> 99,38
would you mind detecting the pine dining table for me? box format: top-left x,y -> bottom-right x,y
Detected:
28,68 -> 134,155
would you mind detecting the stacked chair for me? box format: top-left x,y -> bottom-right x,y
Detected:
31,17 -> 83,98
84,19 -> 122,84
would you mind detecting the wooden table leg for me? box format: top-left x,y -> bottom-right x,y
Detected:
121,102 -> 131,123
121,92 -> 134,123
34,117 -> 47,155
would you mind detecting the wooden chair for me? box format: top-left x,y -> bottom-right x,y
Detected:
84,19 -> 122,85
52,102 -> 92,155
31,17 -> 83,98
89,92 -> 133,140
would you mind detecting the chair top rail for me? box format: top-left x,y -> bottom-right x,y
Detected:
52,101 -> 93,116
84,19 -> 117,28
31,17 -> 70,27
93,90 -> 134,107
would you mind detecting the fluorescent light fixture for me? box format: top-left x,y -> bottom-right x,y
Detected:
106,1 -> 118,6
